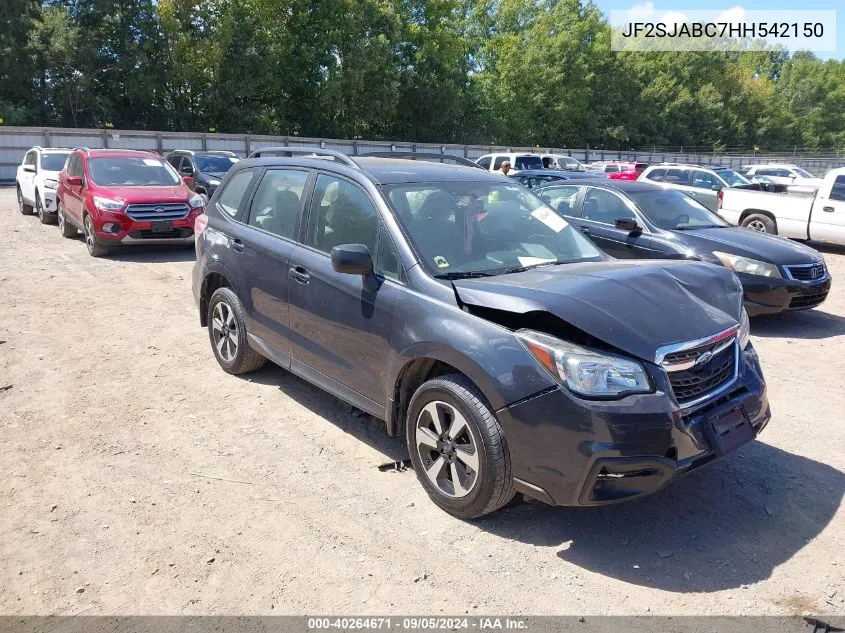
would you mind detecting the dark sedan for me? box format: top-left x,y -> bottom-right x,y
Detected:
510,169 -> 609,190
535,180 -> 831,316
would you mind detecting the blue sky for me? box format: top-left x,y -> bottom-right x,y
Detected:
595,0 -> 842,59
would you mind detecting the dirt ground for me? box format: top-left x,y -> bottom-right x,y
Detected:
0,186 -> 843,617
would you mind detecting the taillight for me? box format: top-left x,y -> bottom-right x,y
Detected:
717,189 -> 724,209
195,213 -> 208,236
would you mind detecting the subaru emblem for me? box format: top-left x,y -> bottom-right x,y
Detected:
692,350 -> 713,371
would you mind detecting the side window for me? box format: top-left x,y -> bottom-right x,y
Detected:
692,170 -> 720,190
581,188 -> 635,225
216,168 -> 256,218
167,155 -> 182,169
246,169 -> 308,239
776,169 -> 792,178
375,224 -> 402,281
829,176 -> 845,202
603,164 -> 620,173
24,151 -> 36,166
492,156 -> 506,170
664,168 -> 688,184
476,156 -> 491,170
306,174 -> 378,255
757,168 -> 775,177
646,168 -> 666,182
543,185 -> 580,215
67,154 -> 82,178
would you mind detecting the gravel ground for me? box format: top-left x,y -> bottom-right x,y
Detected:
0,187 -> 843,616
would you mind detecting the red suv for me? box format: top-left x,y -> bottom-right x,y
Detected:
56,148 -> 205,257
590,161 -> 649,181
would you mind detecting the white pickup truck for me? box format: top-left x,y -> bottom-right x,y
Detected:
719,167 -> 845,245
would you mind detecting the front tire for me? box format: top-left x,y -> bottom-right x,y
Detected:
17,186 -> 34,215
36,192 -> 54,225
406,373 -> 515,519
742,213 -> 776,234
58,201 -> 77,238
207,287 -> 266,375
83,213 -> 110,257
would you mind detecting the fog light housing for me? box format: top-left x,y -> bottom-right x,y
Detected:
102,223 -> 120,233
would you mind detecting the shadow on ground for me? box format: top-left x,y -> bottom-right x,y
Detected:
751,309 -> 845,339
102,243 -> 196,263
478,441 -> 843,593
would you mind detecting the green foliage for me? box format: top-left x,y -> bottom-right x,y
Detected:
1,0 -> 843,150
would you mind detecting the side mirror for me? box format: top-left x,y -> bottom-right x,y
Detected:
615,217 -> 641,234
23,164 -> 36,173
331,244 -> 374,276
180,165 -> 194,175
66,176 -> 83,187
182,175 -> 194,185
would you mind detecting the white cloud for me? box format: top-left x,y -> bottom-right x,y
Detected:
626,2 -> 657,23
660,11 -> 688,26
716,5 -> 747,26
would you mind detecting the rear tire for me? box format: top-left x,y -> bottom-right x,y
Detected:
742,213 -> 776,234
58,202 -> 77,238
406,373 -> 515,519
17,186 -> 34,215
207,287 -> 266,375
83,213 -> 110,257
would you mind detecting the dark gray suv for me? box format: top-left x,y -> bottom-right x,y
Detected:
192,148 -> 770,518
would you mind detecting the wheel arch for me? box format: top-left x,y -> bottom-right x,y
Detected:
199,267 -> 236,327
739,209 -> 778,233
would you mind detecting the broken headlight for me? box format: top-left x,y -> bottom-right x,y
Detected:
517,330 -> 652,398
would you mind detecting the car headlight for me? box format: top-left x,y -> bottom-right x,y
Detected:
713,251 -> 782,278
738,308 -> 750,350
44,178 -> 58,189
517,329 -> 652,398
188,193 -> 205,209
92,196 -> 124,212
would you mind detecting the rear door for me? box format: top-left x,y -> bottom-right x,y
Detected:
235,167 -> 311,358
687,169 -> 721,211
286,172 -> 403,411
573,187 -> 658,258
811,174 -> 845,243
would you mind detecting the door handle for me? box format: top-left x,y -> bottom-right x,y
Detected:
289,266 -> 310,284
823,206 -> 835,213
579,226 -> 591,235
232,238 -> 245,252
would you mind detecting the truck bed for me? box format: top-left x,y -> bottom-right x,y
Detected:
719,184 -> 815,240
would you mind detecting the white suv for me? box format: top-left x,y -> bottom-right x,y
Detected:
739,164 -> 822,187
475,152 -> 544,173
16,147 -> 72,224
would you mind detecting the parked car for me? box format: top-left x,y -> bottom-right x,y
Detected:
15,146 -> 71,224
535,180 -> 830,315
638,164 -> 752,212
165,150 -> 239,204
509,169 -> 608,189
739,164 -> 822,187
719,167 -> 845,248
56,148 -> 206,257
540,153 -> 585,171
588,161 -> 648,181
193,147 -> 769,518
475,152 -> 544,173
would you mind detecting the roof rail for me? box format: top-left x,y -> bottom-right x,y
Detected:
248,146 -> 359,169
360,151 -> 484,169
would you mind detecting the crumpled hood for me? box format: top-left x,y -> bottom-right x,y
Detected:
674,227 -> 821,265
453,260 -> 743,363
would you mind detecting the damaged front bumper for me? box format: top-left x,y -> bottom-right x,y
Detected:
497,344 -> 769,506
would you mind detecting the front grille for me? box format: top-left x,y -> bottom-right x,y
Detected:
127,228 -> 193,240
666,342 -> 736,403
789,288 -> 829,310
125,202 -> 190,222
786,263 -> 825,281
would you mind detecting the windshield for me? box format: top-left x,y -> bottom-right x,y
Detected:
793,167 -> 814,178
715,169 -> 750,186
560,157 -> 583,171
384,182 -> 603,276
194,154 -> 239,173
88,157 -> 180,186
514,156 -> 543,170
627,189 -> 729,230
41,153 -> 69,171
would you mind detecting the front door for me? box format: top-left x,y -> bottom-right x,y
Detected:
574,187 -> 657,258
811,174 -> 845,243
63,153 -> 86,226
286,173 -> 402,410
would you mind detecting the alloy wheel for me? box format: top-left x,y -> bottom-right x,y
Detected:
17,188 -> 23,213
58,206 -> 65,231
747,219 -> 767,232
36,196 -> 44,221
84,215 -> 95,253
212,301 -> 239,363
414,400 -> 480,498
